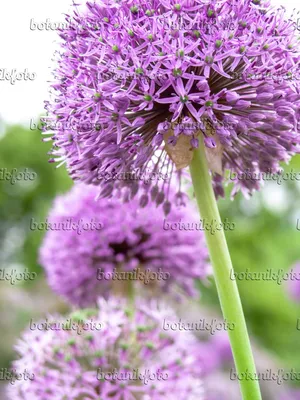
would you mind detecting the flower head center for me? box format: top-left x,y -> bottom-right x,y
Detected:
135,67 -> 144,75
130,5 -> 139,14
173,68 -> 183,77
180,95 -> 189,103
145,9 -> 154,16
205,56 -> 214,64
239,20 -> 247,28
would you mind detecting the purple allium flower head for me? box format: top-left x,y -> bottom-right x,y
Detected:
39,184 -> 209,306
285,263 -> 300,301
45,0 -> 300,207
7,298 -> 204,400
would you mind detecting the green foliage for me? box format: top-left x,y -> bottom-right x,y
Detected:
0,124 -> 72,275
199,154 -> 300,372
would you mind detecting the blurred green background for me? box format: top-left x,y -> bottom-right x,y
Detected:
0,121 -> 300,389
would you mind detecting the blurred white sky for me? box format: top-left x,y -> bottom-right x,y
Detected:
0,0 -> 297,127
0,0 -> 73,127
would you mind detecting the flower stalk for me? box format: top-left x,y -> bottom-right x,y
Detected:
189,135 -> 262,400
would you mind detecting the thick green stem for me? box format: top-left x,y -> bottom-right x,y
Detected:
127,280 -> 135,311
111,270 -> 135,317
189,137 -> 262,400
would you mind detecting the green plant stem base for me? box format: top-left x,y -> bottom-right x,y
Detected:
189,137 -> 262,400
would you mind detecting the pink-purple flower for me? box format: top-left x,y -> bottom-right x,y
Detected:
285,263 -> 300,301
44,0 -> 300,209
7,298 -> 205,400
39,184 -> 209,306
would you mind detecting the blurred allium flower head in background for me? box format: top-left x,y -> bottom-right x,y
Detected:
39,184 -> 209,307
45,0 -> 300,209
286,262 -> 300,301
8,298 -> 204,400
281,390 -> 300,400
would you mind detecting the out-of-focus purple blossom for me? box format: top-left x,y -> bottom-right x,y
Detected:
281,390 -> 300,400
286,263 -> 300,301
39,184 -> 209,307
44,0 -> 300,209
194,332 -> 232,376
204,372 -> 241,400
7,298 -> 204,400
211,331 -> 233,364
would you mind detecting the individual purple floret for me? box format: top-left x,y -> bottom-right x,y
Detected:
44,0 -> 300,209
7,298 -> 204,400
39,184 -> 209,306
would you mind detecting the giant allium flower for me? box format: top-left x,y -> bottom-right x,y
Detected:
45,0 -> 300,208
7,298 -> 204,400
39,184 -> 209,306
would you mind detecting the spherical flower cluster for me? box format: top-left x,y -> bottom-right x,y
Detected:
45,0 -> 300,208
7,298 -> 204,400
39,184 -> 209,306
